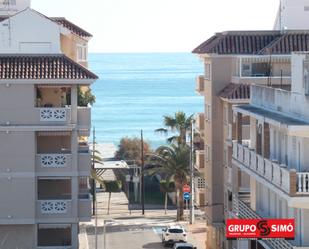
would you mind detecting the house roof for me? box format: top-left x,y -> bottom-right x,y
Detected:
219,83 -> 250,100
51,17 -> 92,38
0,54 -> 98,80
192,30 -> 309,55
0,10 -> 92,38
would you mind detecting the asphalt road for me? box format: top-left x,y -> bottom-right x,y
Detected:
85,216 -> 196,249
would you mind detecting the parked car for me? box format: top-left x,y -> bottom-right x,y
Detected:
162,225 -> 187,246
173,243 -> 197,249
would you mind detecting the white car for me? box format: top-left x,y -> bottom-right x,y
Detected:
162,226 -> 187,246
173,243 -> 197,249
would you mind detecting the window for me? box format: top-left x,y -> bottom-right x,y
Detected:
196,177 -> 206,189
77,45 -> 87,62
205,63 -> 211,80
251,62 -> 270,77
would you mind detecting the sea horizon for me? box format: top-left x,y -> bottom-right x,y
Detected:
89,52 -> 204,149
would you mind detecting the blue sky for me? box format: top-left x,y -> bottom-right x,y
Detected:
31,0 -> 279,53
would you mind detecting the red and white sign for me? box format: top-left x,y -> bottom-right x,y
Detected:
182,184 -> 190,193
226,219 -> 295,239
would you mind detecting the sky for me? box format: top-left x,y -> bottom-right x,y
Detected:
31,0 -> 280,53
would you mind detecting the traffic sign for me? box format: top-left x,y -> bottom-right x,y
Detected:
183,192 -> 190,200
183,184 -> 190,193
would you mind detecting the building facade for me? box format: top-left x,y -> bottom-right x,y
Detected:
0,2 -> 97,249
232,52 -> 309,249
192,30 -> 309,248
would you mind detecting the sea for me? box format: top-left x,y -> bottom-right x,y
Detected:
89,53 -> 204,149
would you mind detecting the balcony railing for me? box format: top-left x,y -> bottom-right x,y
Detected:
233,142 -> 291,194
37,247 -> 72,249
195,150 -> 205,171
195,75 -> 205,94
232,196 -> 293,249
233,141 -> 309,196
195,113 -> 205,133
39,108 -> 69,122
38,154 -> 71,168
39,200 -> 71,214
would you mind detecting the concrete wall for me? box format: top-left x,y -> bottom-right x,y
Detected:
0,9 -> 61,53
274,0 -> 309,30
0,225 -> 35,249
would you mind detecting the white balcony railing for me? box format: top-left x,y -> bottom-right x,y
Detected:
39,154 -> 70,168
233,141 -> 291,194
40,200 -> 70,214
297,173 -> 309,193
40,108 -> 68,122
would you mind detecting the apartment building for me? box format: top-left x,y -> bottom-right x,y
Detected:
231,52 -> 309,249
0,2 -> 97,249
192,30 -> 309,249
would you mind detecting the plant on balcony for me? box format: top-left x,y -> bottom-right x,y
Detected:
78,86 -> 96,107
155,111 -> 194,145
104,180 -> 122,214
146,144 -> 190,221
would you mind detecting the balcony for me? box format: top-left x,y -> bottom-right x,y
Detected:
232,142 -> 309,197
77,107 -> 91,135
195,150 -> 205,172
195,113 -> 205,134
78,152 -> 91,174
232,196 -> 293,249
37,179 -> 72,219
195,75 -> 205,95
78,197 -> 91,221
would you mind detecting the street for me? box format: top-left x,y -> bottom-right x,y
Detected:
80,166 -> 206,249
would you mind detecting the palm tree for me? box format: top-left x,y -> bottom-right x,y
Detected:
155,111 -> 193,145
147,144 -> 190,221
159,180 -> 175,214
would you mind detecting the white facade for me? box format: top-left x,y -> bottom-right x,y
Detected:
274,0 -> 309,30
0,0 -> 30,16
0,8 -> 62,53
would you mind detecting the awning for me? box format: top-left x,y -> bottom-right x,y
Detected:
37,131 -> 71,136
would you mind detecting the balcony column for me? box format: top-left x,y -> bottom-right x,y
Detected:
236,113 -> 243,143
263,123 -> 270,159
71,85 -> 78,124
71,130 -> 78,219
72,223 -> 79,248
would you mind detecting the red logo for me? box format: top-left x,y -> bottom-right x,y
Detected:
226,219 -> 295,239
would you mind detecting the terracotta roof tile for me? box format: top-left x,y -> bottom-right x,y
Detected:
0,54 -> 98,80
193,30 -> 309,55
219,83 -> 250,100
51,17 -> 92,38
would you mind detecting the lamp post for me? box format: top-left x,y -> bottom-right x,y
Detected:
189,120 -> 195,224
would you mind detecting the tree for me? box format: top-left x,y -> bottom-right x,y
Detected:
104,180 -> 122,215
155,111 -> 193,145
159,180 -> 175,214
147,144 -> 190,221
115,137 -> 151,165
78,86 -> 96,107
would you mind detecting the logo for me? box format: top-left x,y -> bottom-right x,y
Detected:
226,219 -> 295,240
257,220 -> 270,236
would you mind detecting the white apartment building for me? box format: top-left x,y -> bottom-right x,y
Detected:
231,52 -> 309,249
0,1 -> 97,248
